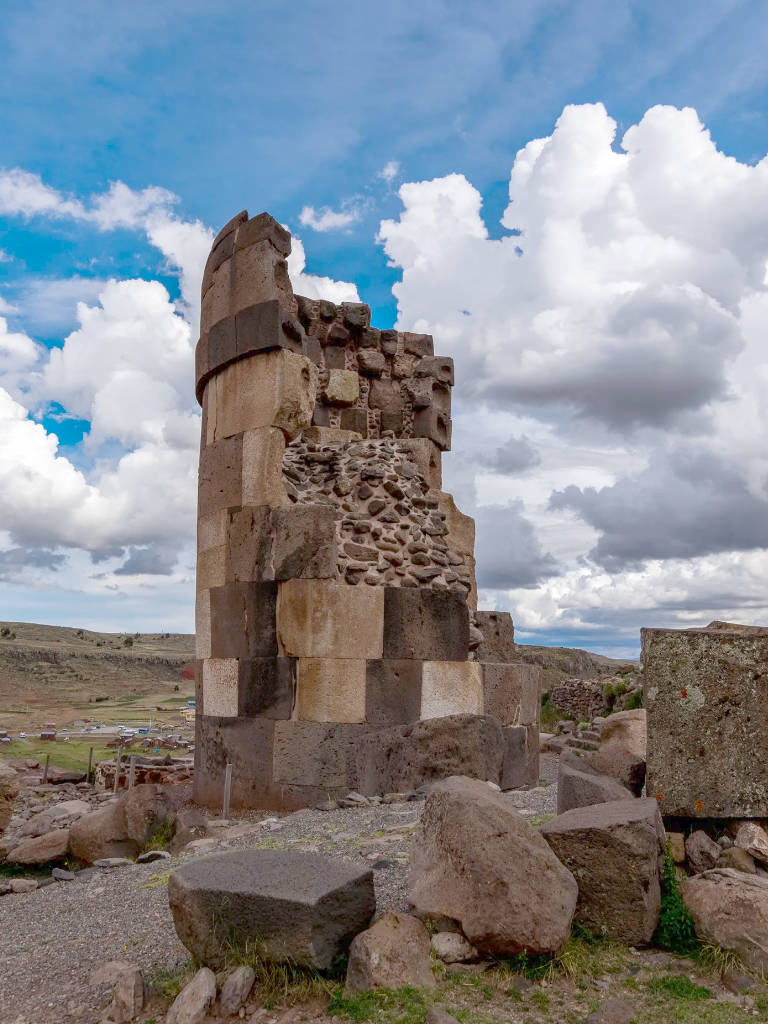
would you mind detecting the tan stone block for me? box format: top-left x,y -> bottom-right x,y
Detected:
396,438 -> 442,490
439,491 -> 477,611
196,590 -> 212,660
277,580 -> 384,659
296,658 -> 366,723
198,510 -> 229,554
325,369 -> 359,406
197,545 -> 227,592
200,258 -> 232,335
421,662 -> 484,719
302,426 -> 362,444
241,427 -> 288,506
231,240 -> 297,315
208,350 -> 317,443
202,659 -> 239,717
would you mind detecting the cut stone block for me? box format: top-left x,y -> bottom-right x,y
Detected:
474,611 -> 515,662
269,505 -> 338,580
340,407 -> 368,435
395,438 -> 442,490
198,434 -> 243,515
200,258 -> 232,335
325,369 -> 359,406
414,406 -> 451,451
401,332 -> 434,357
383,588 -> 469,661
198,509 -> 229,554
239,657 -> 296,718
202,659 -> 240,717
241,427 -> 288,506
235,300 -> 304,360
196,544 -> 227,592
296,658 -> 366,723
272,721 -> 365,789
194,716 -> 277,809
206,350 -> 317,443
302,426 -> 362,444
421,662 -> 483,719
415,356 -> 454,386
501,724 -> 539,790
169,849 -> 375,970
226,506 -> 272,583
277,580 -> 384,659
231,238 -> 296,315
541,798 -> 665,945
235,212 -> 291,257
643,623 -> 768,817
195,590 -> 212,660
482,662 -> 539,727
365,660 -> 423,726
557,749 -> 634,814
209,581 -> 278,660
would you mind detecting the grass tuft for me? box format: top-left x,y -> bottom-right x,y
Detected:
655,847 -> 700,956
647,974 -> 712,1001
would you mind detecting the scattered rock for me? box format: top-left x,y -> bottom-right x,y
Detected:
541,798 -> 665,945
718,847 -> 757,874
425,1009 -> 461,1024
68,802 -> 135,863
218,965 -> 255,1016
409,775 -> 577,956
137,849 -> 171,863
104,965 -> 143,1024
345,912 -> 435,993
556,749 -> 633,814
722,969 -> 754,994
9,878 -> 38,893
51,867 -> 75,881
683,868 -> 768,973
667,831 -> 686,864
685,830 -> 721,874
17,799 -> 91,838
586,709 -> 646,795
169,849 -> 375,969
430,931 -> 478,963
6,827 -> 70,865
734,822 -> 768,866
0,762 -> 20,832
585,996 -> 636,1024
94,857 -> 134,869
165,966 -> 216,1024
121,783 -> 181,848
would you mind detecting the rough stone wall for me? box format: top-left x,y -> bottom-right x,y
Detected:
643,621 -> 768,818
193,209 -> 538,810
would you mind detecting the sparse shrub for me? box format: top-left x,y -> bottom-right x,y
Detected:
142,818 -> 175,853
625,690 -> 643,710
655,847 -> 699,956
123,637 -> 133,647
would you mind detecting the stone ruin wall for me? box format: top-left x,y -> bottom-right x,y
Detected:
193,209 -> 540,810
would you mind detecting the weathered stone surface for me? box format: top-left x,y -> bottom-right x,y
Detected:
18,798 -> 91,837
165,967 -> 216,1024
122,784 -> 181,848
667,831 -> 686,864
277,579 -> 384,659
198,433 -> 243,515
586,709 -> 646,795
269,505 -> 338,580
325,369 -> 360,405
421,662 -> 483,719
194,715 -> 282,810
409,775 -> 577,955
734,822 -> 768,866
481,662 -> 539,728
718,847 -> 757,873
169,849 -> 375,970
557,749 -> 633,814
218,965 -> 255,1016
365,659 -> 423,726
360,715 -> 506,793
103,965 -> 144,1024
643,622 -> 768,817
201,658 -> 239,717
69,803 -> 135,863
430,931 -> 478,963
209,580 -> 278,660
344,912 -> 435,993
382,588 -> 469,661
296,657 -> 366,723
685,829 -> 721,874
0,762 -> 19,832
541,798 -> 665,944
501,725 -> 539,790
474,611 -> 515,662
241,426 -> 288,506
585,997 -> 636,1024
683,868 -> 768,972
6,827 -> 70,865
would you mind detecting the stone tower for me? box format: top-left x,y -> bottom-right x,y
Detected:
193,210 -> 540,810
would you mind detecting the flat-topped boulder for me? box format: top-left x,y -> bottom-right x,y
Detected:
557,749 -> 633,814
168,849 -> 375,969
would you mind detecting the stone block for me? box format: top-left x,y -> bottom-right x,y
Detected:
206,349 -> 317,443
643,623 -> 768,817
340,407 -> 368,436
341,302 -> 370,329
421,662 -> 484,719
235,212 -> 291,256
482,662 -> 539,727
358,714 -> 506,793
415,356 -> 454,386
202,659 -> 240,717
302,333 -> 323,366
198,509 -> 229,554
226,506 -> 272,583
269,505 -> 338,580
302,426 -> 362,444
311,404 -> 331,427
208,314 -> 236,372
213,209 -> 248,249
414,406 -> 451,451
345,913 -> 435,994
194,715 -> 277,808
325,369 -> 359,406
474,611 -> 515,662
235,300 -> 304,360
241,427 -> 288,507
230,239 -> 296,315
277,580 -> 384,659
200,258 -> 232,335
272,720 -> 365,789
198,434 -> 242,515
195,590 -> 211,660
324,345 -> 347,369
196,544 -> 227,591
369,378 -> 405,414
380,330 -> 398,356
168,849 -> 375,970
383,588 -> 469,661
358,350 -> 386,377
195,336 -> 209,397
296,658 -> 367,723
541,799 -> 665,945
365,660 -> 423,727
557,748 -> 634,813
439,491 -> 476,607
502,725 -> 539,790
396,438 -> 442,489
239,657 -> 296,718
209,581 -> 278,659
402,332 -> 434,357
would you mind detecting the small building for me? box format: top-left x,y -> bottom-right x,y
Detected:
40,731 -> 56,741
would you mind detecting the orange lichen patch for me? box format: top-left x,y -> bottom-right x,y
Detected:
655,793 -> 664,801
695,800 -> 703,813
681,688 -> 688,698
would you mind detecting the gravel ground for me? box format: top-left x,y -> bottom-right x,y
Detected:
0,756 -> 558,1024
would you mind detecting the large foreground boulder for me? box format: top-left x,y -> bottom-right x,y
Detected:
557,749 -> 633,814
68,802 -> 136,863
0,762 -> 20,832
586,709 -> 646,795
168,849 -> 375,970
6,827 -> 70,865
683,869 -> 768,973
408,775 -> 577,956
541,798 -> 665,944
345,913 -> 435,993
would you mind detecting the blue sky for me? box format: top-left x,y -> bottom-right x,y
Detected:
2,0 -> 768,655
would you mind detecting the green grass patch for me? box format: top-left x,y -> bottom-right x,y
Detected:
143,870 -> 171,889
328,985 -> 428,1024
647,974 -> 712,1000
655,848 -> 700,956
146,960 -> 199,1000
142,818 -> 175,854
1,737 -> 115,773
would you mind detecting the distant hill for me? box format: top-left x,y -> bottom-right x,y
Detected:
514,643 -> 638,693
0,621 -> 195,727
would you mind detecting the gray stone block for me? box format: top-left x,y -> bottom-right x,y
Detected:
239,657 -> 296,719
415,356 -> 454,386
272,721 -> 366,790
169,849 -> 375,970
482,662 -> 540,728
235,300 -> 304,359
413,406 -> 451,450
365,660 -> 423,726
209,581 -> 278,659
474,611 -> 515,662
193,715 -> 276,809
340,407 -> 367,436
270,505 -> 337,580
557,748 -> 633,813
383,588 -> 469,661
198,435 -> 243,515
235,212 -> 291,256
501,725 -> 539,790
402,332 -> 434,357
208,315 -> 237,369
